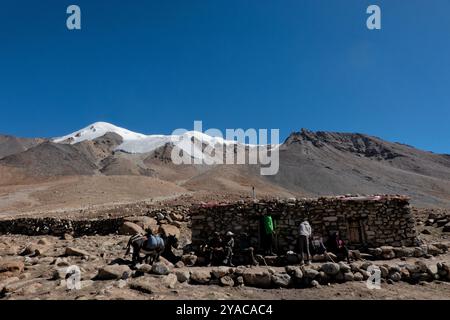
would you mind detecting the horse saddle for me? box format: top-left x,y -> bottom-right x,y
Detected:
143,235 -> 163,252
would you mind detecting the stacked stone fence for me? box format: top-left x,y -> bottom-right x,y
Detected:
0,217 -> 125,236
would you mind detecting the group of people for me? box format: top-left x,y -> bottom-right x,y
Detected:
200,231 -> 258,267
202,216 -> 351,267
296,218 -> 351,265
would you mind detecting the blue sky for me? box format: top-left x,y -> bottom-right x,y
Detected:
0,1 -> 449,153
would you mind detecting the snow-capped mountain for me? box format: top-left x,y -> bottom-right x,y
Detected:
53,122 -> 256,155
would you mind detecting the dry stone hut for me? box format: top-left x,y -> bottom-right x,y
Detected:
191,195 -> 417,252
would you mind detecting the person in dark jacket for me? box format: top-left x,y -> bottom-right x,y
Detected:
238,232 -> 258,266
326,231 -> 350,263
206,232 -> 223,266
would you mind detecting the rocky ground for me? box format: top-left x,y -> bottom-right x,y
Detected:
1,234 -> 450,300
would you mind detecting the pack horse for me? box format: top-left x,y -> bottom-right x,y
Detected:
125,233 -> 179,265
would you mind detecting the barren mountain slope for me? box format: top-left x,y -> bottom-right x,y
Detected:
0,135 -> 44,159
267,129 -> 450,207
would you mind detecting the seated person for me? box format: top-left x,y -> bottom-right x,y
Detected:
326,231 -> 351,263
237,232 -> 258,266
310,234 -> 327,255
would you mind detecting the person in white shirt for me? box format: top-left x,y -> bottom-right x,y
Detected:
298,219 -> 312,265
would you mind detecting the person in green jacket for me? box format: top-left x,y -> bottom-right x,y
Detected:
262,215 -> 275,255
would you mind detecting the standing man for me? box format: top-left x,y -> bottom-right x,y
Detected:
223,231 -> 235,267
298,218 -> 312,265
262,214 -> 275,255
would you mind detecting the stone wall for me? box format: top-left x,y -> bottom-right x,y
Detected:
191,195 -> 417,251
0,217 -> 125,236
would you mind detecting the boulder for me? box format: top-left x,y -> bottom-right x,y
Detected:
415,261 -> 429,273
389,265 -> 401,274
119,222 -> 145,236
53,257 -> 70,267
0,261 -> 24,275
24,257 -> 39,266
312,252 -> 337,262
427,244 -> 443,256
220,275 -> 235,287
335,272 -> 345,283
359,270 -> 371,280
151,262 -> 171,275
169,212 -> 184,221
400,268 -> 410,280
413,247 -> 426,258
96,265 -> 131,280
285,266 -> 303,280
20,244 -> 47,256
190,269 -> 211,284
320,262 -> 340,276
380,246 -> 395,259
158,256 -> 174,269
137,264 -> 153,274
234,266 -> 247,276
163,273 -> 178,289
317,271 -> 329,284
360,262 -> 373,270
379,266 -> 389,278
37,238 -> 51,246
443,222 -> 450,233
431,243 -> 448,253
181,254 -> 197,267
393,247 -> 414,258
405,264 -> 421,274
338,262 -> 351,273
343,272 -> 354,282
242,268 -> 272,288
302,268 -> 319,279
129,278 -> 154,294
311,280 -> 320,288
368,248 -> 382,257
350,250 -> 361,260
390,272 -> 401,282
271,273 -> 292,288
62,233 -> 74,240
350,263 -> 360,273
411,272 -> 432,282
175,261 -> 185,268
124,216 -> 158,232
353,272 -> 364,281
211,266 -> 232,279
0,276 -> 20,293
65,247 -> 90,257
175,270 -> 190,283
159,224 -> 180,239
